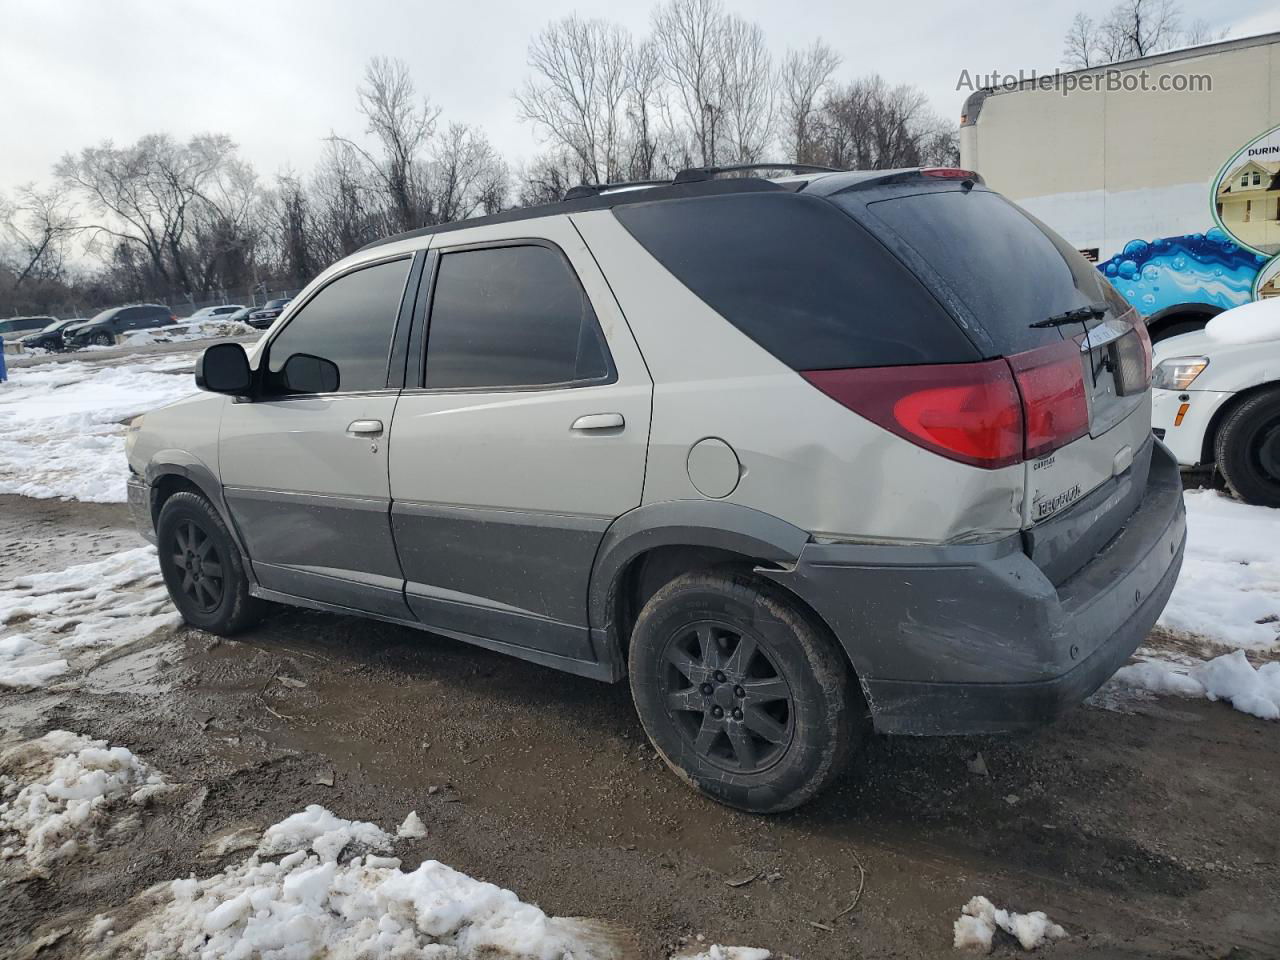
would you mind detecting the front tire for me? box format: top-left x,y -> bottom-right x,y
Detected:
1215,390 -> 1280,507
92,331 -> 113,347
157,491 -> 265,634
629,571 -> 860,813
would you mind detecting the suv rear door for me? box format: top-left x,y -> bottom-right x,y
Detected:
388,219 -> 652,666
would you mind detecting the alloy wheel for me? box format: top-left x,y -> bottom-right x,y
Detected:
660,620 -> 794,774
170,519 -> 224,614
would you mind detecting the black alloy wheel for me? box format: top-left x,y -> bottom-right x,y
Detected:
170,518 -> 225,614
661,620 -> 793,774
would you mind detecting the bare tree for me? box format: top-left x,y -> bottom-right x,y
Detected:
1063,12 -> 1100,69
57,133 -> 240,296
624,38 -> 666,180
651,0 -> 726,166
516,16 -> 633,185
1063,0 -> 1227,68
811,76 -> 956,170
427,123 -> 508,223
715,15 -> 775,164
0,183 -> 77,293
780,40 -> 841,163
329,56 -> 440,234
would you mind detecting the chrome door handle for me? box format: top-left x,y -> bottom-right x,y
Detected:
571,413 -> 624,432
346,419 -> 384,436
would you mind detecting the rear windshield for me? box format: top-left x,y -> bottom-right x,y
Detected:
613,192 -> 978,370
855,189 -> 1117,355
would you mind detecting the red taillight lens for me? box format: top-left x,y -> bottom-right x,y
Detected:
803,339 -> 1092,469
802,361 -> 1024,469
1007,339 -> 1089,458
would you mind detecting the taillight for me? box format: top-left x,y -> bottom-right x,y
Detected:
802,361 -> 1024,469
803,339 -> 1091,469
1007,339 -> 1089,458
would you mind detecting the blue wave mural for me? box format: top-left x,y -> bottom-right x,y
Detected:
1098,228 -> 1268,315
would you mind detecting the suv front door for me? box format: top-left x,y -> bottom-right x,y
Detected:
219,254 -> 419,618
388,222 -> 652,668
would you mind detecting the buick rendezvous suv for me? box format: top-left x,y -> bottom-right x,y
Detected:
126,165 -> 1186,812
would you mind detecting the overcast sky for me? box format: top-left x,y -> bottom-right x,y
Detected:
3,0 -> 1279,195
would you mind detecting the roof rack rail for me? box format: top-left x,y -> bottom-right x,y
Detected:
562,179 -> 672,201
672,163 -> 840,183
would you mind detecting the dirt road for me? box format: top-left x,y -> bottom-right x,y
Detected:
1,494 -> 1278,958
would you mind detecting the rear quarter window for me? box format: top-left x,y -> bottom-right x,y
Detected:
613,193 -> 978,370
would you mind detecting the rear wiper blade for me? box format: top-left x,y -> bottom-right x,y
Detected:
1029,303 -> 1109,328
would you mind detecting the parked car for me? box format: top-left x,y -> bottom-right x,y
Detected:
1152,297 -> 1280,506
0,316 -> 55,342
246,298 -> 292,329
17,317 -> 81,352
63,304 -> 176,348
126,166 -> 1186,813
186,305 -> 246,324
223,307 -> 255,325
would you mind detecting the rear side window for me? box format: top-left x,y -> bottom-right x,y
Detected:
424,244 -> 612,389
859,189 -> 1116,354
267,257 -> 411,393
613,193 -> 977,370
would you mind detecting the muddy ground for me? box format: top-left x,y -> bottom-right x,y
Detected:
1,494 -> 1278,959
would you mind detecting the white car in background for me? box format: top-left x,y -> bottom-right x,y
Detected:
1152,298 -> 1280,506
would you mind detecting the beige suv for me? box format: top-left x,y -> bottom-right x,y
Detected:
127,165 -> 1186,812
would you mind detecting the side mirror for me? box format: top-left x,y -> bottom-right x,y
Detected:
196,342 -> 252,395
280,353 -> 340,394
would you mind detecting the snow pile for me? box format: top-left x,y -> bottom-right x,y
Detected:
676,947 -> 771,960
0,730 -> 167,870
1205,297 -> 1280,345
0,354 -> 197,501
1159,491 -> 1280,652
0,546 -> 178,690
1112,649 -> 1280,720
105,803 -> 620,960
121,318 -> 257,346
953,896 -> 1067,953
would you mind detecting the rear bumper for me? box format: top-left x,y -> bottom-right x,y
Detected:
769,441 -> 1186,735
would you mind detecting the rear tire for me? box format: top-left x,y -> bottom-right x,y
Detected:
157,491 -> 265,634
1215,390 -> 1280,507
628,570 -> 861,813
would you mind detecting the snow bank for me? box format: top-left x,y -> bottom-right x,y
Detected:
1112,649 -> 1280,720
0,546 -> 179,690
953,896 -> 1067,953
104,803 -> 621,960
1160,491 -> 1280,652
0,730 -> 166,870
1205,297 -> 1280,345
0,354 -> 197,502
121,318 -> 256,347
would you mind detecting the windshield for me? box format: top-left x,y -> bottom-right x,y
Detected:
41,319 -> 67,332
85,309 -> 115,324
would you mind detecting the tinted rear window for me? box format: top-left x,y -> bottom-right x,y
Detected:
613,193 -> 977,370
858,189 -> 1115,354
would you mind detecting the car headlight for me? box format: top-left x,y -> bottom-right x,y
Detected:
1152,356 -> 1208,390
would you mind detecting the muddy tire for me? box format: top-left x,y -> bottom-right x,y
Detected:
157,491 -> 265,635
1215,390 -> 1280,507
628,570 -> 860,813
